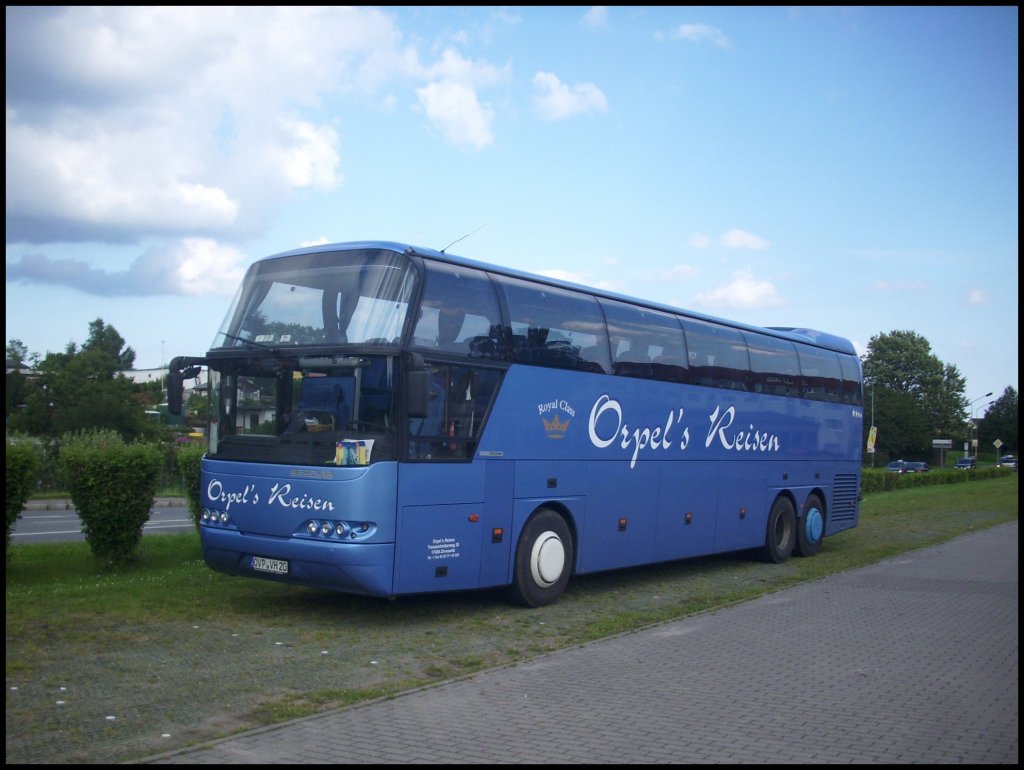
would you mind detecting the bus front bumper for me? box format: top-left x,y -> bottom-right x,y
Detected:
201,527 -> 396,598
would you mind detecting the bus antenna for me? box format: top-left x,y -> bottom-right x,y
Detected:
440,224 -> 487,253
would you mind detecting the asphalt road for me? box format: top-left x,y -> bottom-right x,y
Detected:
11,499 -> 193,544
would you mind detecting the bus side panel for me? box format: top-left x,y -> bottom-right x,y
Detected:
654,461 -> 718,562
713,466 -> 771,553
513,460 -> 588,497
480,460 -> 514,588
394,463 -> 497,594
576,461 -> 658,573
393,501 -> 484,593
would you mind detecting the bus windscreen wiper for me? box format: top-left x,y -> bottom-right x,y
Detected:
219,331 -> 279,352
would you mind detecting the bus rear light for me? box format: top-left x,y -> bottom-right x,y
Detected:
307,521 -> 320,535
335,522 -> 349,537
320,521 -> 333,536
492,527 -> 503,543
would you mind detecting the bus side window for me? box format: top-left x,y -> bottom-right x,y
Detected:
838,353 -> 864,405
600,298 -> 688,383
408,365 -> 501,460
796,346 -> 843,403
682,318 -> 750,392
746,333 -> 802,397
411,263 -> 503,359
496,275 -> 611,374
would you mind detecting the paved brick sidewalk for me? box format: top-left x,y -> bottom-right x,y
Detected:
145,521 -> 1018,764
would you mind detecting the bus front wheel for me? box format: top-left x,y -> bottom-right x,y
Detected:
795,493 -> 826,557
759,496 -> 796,563
509,508 -> 573,608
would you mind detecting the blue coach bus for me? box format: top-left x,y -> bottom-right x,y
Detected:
168,241 -> 863,606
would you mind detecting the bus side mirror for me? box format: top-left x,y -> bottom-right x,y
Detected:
405,353 -> 430,418
167,356 -> 204,416
167,370 -> 184,415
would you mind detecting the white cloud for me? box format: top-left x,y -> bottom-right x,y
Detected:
6,7 -> 514,246
171,238 -> 249,296
416,81 -> 496,150
966,288 -> 988,305
662,23 -> 731,49
687,232 -> 712,249
533,71 -> 609,121
694,268 -> 784,310
583,7 -> 610,27
412,47 -> 511,150
273,119 -> 342,189
5,237 -> 247,297
720,229 -> 770,250
664,264 -> 699,280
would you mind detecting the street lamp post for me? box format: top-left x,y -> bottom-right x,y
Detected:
968,392 -> 994,460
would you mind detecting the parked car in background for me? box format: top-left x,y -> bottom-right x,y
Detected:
903,461 -> 930,473
886,460 -> 907,473
954,457 -> 977,470
997,455 -> 1017,470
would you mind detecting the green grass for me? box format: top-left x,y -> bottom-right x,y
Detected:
5,475 -> 1017,764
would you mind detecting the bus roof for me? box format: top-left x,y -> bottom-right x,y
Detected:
264,240 -> 858,356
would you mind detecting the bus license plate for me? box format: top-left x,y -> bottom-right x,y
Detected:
252,556 -> 288,575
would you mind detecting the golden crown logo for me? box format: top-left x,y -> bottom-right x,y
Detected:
542,414 -> 571,438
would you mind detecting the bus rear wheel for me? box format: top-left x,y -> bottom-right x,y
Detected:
509,508 -> 573,608
759,496 -> 796,563
796,493 -> 826,557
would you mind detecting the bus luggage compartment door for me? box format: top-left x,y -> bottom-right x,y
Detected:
393,462 -> 513,595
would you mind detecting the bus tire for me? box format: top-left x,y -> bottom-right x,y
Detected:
795,493 -> 826,557
759,496 -> 796,563
509,508 -> 573,608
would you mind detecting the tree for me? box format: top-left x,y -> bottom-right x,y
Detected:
5,320 -> 152,441
862,330 -> 967,461
83,319 -> 136,371
978,387 -> 1018,455
5,339 -> 35,420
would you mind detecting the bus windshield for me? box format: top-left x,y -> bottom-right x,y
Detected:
212,247 -> 417,350
202,246 -> 419,466
208,353 -> 398,466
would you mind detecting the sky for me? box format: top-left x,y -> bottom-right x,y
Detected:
5,6 -> 1019,414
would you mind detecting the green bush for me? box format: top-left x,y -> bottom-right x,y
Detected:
175,443 -> 205,530
57,429 -> 163,567
6,433 -> 41,560
861,465 -> 1012,494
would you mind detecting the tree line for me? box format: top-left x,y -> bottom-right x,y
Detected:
5,319 -> 1019,464
861,329 -> 1017,462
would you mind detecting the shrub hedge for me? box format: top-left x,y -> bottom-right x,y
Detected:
861,465 -> 1014,493
6,434 -> 41,560
175,443 -> 205,531
57,429 -> 163,567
